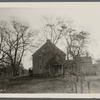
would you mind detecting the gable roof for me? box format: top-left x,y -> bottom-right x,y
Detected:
76,56 -> 92,63
64,56 -> 92,67
32,39 -> 66,56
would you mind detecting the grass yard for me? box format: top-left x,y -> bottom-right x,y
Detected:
0,76 -> 100,93
83,76 -> 100,93
0,76 -> 73,93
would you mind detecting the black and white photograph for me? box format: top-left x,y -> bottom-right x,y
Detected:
0,2 -> 100,95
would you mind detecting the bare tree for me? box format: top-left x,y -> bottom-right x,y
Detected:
41,16 -> 64,45
56,19 -> 89,93
0,19 -> 37,77
58,19 -> 89,61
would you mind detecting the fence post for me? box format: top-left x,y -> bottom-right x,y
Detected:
74,82 -> 77,93
88,81 -> 90,93
81,76 -> 83,93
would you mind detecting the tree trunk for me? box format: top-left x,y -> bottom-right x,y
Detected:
12,65 -> 17,77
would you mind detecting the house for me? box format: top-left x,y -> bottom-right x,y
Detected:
64,55 -> 96,76
32,39 -> 66,77
64,60 -> 77,75
92,64 -> 99,76
79,56 -> 95,75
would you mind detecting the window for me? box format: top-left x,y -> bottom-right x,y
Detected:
40,65 -> 42,71
69,66 -> 71,71
39,55 -> 42,62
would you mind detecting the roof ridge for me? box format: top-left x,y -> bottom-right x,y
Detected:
33,40 -> 66,56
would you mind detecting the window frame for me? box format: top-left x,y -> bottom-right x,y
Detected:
39,54 -> 42,62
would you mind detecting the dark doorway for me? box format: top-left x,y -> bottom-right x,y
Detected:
52,64 -> 62,77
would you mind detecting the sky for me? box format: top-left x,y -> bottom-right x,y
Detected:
0,2 -> 100,69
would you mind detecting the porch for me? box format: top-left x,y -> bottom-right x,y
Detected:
48,64 -> 64,77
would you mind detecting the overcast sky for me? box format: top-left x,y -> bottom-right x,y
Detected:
0,2 -> 100,69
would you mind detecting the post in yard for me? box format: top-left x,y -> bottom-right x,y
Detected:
88,81 -> 90,93
80,64 -> 84,93
74,81 -> 77,93
74,75 -> 77,93
81,76 -> 83,93
71,74 -> 77,93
